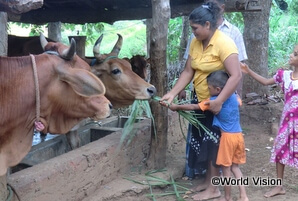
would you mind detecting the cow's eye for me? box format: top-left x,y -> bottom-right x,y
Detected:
111,69 -> 121,75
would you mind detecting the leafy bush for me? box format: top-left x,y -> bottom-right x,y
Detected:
268,0 -> 297,73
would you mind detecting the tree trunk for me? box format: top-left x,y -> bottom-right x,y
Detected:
148,0 -> 170,169
48,22 -> 62,42
242,0 -> 272,96
179,16 -> 190,61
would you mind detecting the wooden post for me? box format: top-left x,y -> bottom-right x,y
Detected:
0,12 -> 7,56
68,36 -> 86,58
0,11 -> 8,200
48,22 -> 62,42
148,0 -> 170,169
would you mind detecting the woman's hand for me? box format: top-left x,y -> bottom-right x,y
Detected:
204,99 -> 222,115
159,92 -> 175,107
178,90 -> 187,101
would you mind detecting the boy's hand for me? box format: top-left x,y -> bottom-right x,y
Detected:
168,103 -> 179,111
240,62 -> 250,74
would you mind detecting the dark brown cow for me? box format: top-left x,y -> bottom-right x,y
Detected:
123,55 -> 150,82
86,34 -> 156,108
0,35 -> 111,176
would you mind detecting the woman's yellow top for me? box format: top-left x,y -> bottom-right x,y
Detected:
189,29 -> 238,101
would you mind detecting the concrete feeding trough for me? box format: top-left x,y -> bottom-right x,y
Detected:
10,116 -> 146,173
8,116 -> 152,201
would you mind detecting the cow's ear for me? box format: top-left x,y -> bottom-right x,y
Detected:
56,66 -> 106,96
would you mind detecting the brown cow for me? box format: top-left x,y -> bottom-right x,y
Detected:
66,34 -> 156,149
86,34 -> 156,108
0,35 -> 111,176
8,34 -> 156,108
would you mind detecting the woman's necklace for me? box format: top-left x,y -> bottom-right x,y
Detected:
291,72 -> 298,80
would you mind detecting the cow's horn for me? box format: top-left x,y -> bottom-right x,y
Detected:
40,33 -> 48,50
93,34 -> 104,60
110,34 -> 123,56
61,38 -> 76,60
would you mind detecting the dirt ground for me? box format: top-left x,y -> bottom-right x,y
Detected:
114,101 -> 298,201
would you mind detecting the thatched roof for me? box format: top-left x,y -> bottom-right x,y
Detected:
2,0 -> 261,25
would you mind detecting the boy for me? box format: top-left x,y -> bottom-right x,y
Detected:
166,70 -> 249,201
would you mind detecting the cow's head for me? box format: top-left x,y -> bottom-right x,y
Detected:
87,34 -> 156,108
130,55 -> 149,81
40,33 -> 91,71
38,33 -> 112,133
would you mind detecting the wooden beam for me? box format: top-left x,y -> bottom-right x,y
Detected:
0,0 -> 43,14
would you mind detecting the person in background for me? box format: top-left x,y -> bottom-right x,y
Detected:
241,44 -> 298,198
160,1 -> 242,200
179,0 -> 248,185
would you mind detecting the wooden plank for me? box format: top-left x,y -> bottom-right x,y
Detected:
0,0 -> 43,14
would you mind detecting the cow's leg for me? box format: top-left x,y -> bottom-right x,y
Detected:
0,174 -> 8,201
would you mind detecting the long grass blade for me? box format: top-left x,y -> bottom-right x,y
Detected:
152,96 -> 217,143
118,100 -> 156,149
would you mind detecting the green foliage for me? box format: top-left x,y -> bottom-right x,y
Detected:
8,22 -> 47,37
83,20 -> 147,57
224,12 -> 244,32
220,0 -> 297,74
268,0 -> 298,73
167,17 -> 183,62
7,0 -> 297,69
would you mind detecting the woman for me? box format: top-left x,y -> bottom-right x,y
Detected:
160,2 -> 242,200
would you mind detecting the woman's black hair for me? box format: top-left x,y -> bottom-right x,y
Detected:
189,1 -> 221,30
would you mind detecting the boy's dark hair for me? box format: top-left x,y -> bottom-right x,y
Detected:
189,1 -> 221,30
205,0 -> 225,5
207,70 -> 229,89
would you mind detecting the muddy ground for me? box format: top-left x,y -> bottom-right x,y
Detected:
109,101 -> 298,201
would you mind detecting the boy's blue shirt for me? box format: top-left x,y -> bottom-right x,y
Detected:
210,93 -> 242,133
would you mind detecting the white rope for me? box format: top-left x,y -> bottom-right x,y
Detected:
30,54 -> 40,122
